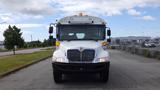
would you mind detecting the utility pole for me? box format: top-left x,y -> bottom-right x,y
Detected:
11,25 -> 16,55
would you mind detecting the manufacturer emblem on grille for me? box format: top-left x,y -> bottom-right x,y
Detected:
80,47 -> 83,52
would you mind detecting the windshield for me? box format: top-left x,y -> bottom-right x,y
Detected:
57,25 -> 105,40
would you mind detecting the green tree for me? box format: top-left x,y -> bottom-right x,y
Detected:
42,38 -> 56,47
3,25 -> 24,55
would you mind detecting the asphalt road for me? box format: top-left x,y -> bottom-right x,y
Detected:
0,47 -> 51,56
0,50 -> 160,90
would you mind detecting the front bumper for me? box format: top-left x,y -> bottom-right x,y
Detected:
52,62 -> 110,73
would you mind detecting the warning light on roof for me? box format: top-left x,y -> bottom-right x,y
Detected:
79,13 -> 83,16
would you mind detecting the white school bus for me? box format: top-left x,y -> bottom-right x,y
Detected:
49,13 -> 111,83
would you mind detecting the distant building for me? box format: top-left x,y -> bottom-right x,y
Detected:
153,37 -> 160,42
112,36 -> 151,45
118,36 -> 151,41
0,41 -> 4,49
151,37 -> 160,46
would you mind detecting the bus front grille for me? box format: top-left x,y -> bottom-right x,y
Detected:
67,49 -> 95,62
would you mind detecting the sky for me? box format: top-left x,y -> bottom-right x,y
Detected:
0,0 -> 160,42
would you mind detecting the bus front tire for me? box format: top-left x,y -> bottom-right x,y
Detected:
53,70 -> 62,83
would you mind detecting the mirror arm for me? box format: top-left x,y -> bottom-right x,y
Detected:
106,26 -> 110,30
50,23 -> 56,27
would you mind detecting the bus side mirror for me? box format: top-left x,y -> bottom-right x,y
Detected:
107,29 -> 111,36
49,26 -> 53,34
107,38 -> 111,43
56,34 -> 59,38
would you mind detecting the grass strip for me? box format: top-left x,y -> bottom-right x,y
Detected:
0,49 -> 53,76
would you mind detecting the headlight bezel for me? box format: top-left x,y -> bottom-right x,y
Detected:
52,57 -> 68,63
52,56 -> 109,63
96,57 -> 109,63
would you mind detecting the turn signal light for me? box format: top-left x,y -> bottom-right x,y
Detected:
102,42 -> 108,46
56,41 -> 60,47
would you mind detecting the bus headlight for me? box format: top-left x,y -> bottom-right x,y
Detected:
97,57 -> 109,62
52,57 -> 67,63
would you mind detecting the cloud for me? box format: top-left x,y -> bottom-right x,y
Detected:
0,13 -> 45,23
0,0 -> 52,23
127,9 -> 155,21
141,15 -> 155,21
0,33 -> 4,41
51,0 -> 160,16
0,0 -> 160,22
0,13 -> 15,23
128,9 -> 141,16
22,30 -> 32,34
0,24 -> 46,30
0,0 -> 53,15
33,15 -> 43,19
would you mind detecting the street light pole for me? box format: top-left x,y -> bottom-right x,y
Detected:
31,35 -> 33,42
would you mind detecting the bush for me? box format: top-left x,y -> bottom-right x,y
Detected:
127,47 -> 132,52
158,56 -> 160,60
121,46 -> 126,51
155,51 -> 160,60
110,45 -> 120,49
134,48 -> 139,54
131,47 -> 137,54
142,49 -> 151,58
149,51 -> 158,58
110,46 -> 116,49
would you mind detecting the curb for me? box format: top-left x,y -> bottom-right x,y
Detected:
0,55 -> 52,79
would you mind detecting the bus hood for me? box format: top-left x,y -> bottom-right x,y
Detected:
59,41 -> 102,51
53,41 -> 109,62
